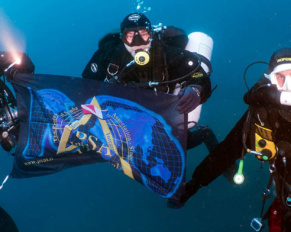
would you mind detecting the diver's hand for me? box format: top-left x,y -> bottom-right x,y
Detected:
180,179 -> 202,204
106,76 -> 120,84
167,178 -> 202,209
4,68 -> 19,80
177,86 -> 201,114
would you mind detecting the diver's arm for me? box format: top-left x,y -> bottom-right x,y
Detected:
82,49 -> 107,81
180,52 -> 212,104
82,42 -> 118,81
181,111 -> 248,203
193,112 -> 246,186
166,48 -> 212,104
186,74 -> 211,104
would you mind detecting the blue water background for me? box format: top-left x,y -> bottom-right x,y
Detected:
0,0 -> 291,231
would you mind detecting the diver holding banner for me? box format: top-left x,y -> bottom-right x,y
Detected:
0,48 -> 189,201
180,48 -> 291,231
0,52 -> 34,152
82,13 -> 218,207
82,13 -> 214,121
0,13 -> 216,205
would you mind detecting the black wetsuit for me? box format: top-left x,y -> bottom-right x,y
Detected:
82,33 -> 212,103
188,73 -> 291,231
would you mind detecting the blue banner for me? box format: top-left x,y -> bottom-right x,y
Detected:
10,73 -> 187,200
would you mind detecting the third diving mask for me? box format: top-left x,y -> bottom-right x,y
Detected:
265,64 -> 291,91
268,73 -> 291,91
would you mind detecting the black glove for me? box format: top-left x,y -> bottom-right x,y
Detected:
166,178 -> 202,209
177,86 -> 201,114
180,178 -> 202,204
107,76 -> 119,84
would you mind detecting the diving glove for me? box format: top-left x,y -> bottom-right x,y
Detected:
177,85 -> 201,114
167,178 -> 202,209
180,179 -> 202,204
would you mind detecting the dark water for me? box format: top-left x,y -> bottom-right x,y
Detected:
0,0 -> 290,231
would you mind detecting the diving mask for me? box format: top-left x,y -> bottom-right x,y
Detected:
265,64 -> 291,91
122,29 -> 151,47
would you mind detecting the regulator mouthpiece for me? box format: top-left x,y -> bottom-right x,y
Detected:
134,50 -> 150,65
233,159 -> 245,184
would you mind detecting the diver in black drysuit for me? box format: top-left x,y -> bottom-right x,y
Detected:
0,52 -> 34,152
82,13 -> 220,207
0,52 -> 34,232
82,13 -> 213,116
180,48 -> 291,231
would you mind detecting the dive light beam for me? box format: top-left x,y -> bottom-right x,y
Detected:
0,8 -> 26,63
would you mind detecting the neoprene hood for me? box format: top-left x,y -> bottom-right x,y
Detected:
120,13 -> 151,33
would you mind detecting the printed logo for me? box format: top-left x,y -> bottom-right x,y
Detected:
191,72 -> 203,78
277,57 -> 291,63
90,63 -> 98,73
52,96 -> 134,178
128,14 -> 141,21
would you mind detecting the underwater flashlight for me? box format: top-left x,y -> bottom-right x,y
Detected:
4,59 -> 21,73
233,159 -> 245,184
15,58 -> 21,65
134,50 -> 150,65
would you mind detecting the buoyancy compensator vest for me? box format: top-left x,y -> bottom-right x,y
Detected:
248,107 -> 278,161
100,26 -> 193,93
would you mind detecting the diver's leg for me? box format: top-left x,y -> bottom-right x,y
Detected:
188,125 -> 238,184
187,125 -> 218,151
181,112 -> 248,204
0,207 -> 19,232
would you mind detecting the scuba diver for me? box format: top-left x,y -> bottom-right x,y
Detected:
82,12 -> 213,116
82,12 -> 218,207
0,206 -> 19,232
178,48 -> 291,231
0,52 -> 34,232
0,51 -> 34,152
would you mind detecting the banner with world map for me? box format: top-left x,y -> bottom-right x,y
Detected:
9,73 -> 187,200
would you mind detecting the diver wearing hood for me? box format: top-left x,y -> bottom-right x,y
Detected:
176,48 -> 291,231
82,13 -> 212,115
244,48 -> 291,109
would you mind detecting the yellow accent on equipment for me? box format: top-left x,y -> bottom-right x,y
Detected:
254,123 -> 276,161
134,50 -> 150,65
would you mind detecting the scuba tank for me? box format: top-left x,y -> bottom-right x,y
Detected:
185,32 -> 213,74
174,32 -> 213,128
